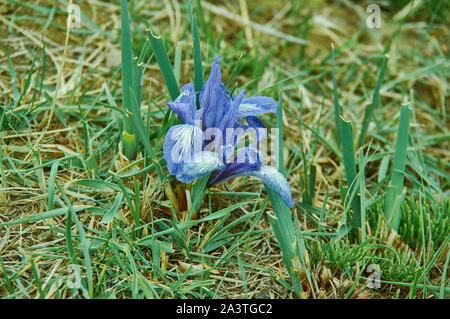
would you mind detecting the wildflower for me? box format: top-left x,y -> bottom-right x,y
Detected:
163,57 -> 294,208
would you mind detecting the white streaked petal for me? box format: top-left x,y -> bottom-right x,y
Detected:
243,165 -> 294,208
176,151 -> 225,184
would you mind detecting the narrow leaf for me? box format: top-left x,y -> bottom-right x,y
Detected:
146,29 -> 180,101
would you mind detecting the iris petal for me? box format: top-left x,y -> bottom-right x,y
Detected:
202,84 -> 229,131
167,84 -> 196,124
245,116 -> 268,144
246,165 -> 294,208
167,101 -> 195,124
208,147 -> 262,185
200,57 -> 222,120
210,164 -> 294,208
163,124 -> 203,177
177,151 -> 225,183
223,90 -> 245,130
237,96 -> 277,119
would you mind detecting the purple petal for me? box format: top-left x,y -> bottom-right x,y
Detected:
167,101 -> 195,124
237,96 -> 277,119
167,84 -> 197,124
211,164 -> 294,208
201,84 -> 229,131
246,116 -> 268,144
223,90 -> 246,130
246,165 -> 294,208
200,57 -> 222,117
208,147 -> 262,185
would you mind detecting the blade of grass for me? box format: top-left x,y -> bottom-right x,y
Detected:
101,193 -> 124,224
59,184 -> 94,298
129,89 -> 163,179
47,160 -> 59,211
120,0 -> 138,160
339,116 -> 361,228
186,0 -> 203,103
146,29 -> 180,101
359,149 -> 366,241
358,54 -> 388,147
439,248 -> 450,299
173,43 -> 182,84
225,53 -> 243,91
0,206 -> 89,227
331,44 -> 341,144
276,94 -> 285,176
3,44 -> 20,106
265,190 -> 303,295
385,103 -> 411,231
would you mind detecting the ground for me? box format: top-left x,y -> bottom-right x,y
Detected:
0,0 -> 448,299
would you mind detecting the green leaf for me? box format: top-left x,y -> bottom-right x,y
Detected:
276,94 -> 285,176
0,206 -> 89,227
385,103 -> 411,230
339,116 -> 361,227
47,160 -> 59,211
263,95 -> 305,296
59,185 -> 94,298
120,0 -> 138,159
146,29 -> 180,101
173,43 -> 182,84
186,0 -> 203,103
331,46 -> 341,144
101,193 -> 124,223
358,54 -> 388,147
187,173 -> 211,221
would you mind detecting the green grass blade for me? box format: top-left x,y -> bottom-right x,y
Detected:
120,0 -> 133,114
0,206 -> 89,227
358,54 -> 388,147
187,173 -> 211,221
331,45 -> 341,144
186,0 -> 203,101
47,160 -> 59,211
132,58 -> 142,109
59,185 -> 94,298
358,149 -> 366,240
339,116 -> 361,227
265,189 -> 303,295
3,44 -> 20,106
276,94 -> 285,176
129,88 -> 163,179
385,103 -> 411,230
225,53 -> 243,91
439,246 -> 450,299
173,43 -> 182,84
101,193 -> 124,224
146,29 -> 180,101
120,0 -> 138,159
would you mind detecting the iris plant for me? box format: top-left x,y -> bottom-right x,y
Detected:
163,57 -> 294,208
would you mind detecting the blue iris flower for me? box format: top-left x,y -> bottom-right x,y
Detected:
163,57 -> 294,208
